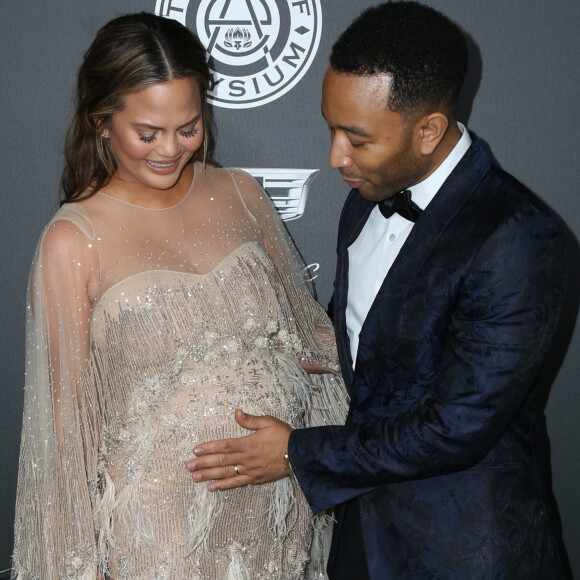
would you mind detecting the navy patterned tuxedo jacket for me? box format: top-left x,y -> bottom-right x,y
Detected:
289,137 -> 567,579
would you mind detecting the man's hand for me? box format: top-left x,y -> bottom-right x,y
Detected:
186,409 -> 293,491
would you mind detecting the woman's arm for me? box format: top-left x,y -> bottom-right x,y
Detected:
13,217 -> 100,579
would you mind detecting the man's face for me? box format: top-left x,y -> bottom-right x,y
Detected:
321,68 -> 429,202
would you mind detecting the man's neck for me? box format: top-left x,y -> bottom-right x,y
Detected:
424,118 -> 462,179
409,121 -> 471,208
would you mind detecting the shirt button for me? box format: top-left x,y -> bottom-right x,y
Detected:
389,234 -> 396,241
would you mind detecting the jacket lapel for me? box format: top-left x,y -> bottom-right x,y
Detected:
334,190 -> 375,391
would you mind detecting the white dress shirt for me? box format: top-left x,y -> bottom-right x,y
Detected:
346,123 -> 472,366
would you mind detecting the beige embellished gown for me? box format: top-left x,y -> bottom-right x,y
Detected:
13,163 -> 348,579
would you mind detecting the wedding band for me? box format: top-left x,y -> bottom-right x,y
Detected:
234,465 -> 240,476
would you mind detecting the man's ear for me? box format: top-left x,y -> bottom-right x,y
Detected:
415,112 -> 449,155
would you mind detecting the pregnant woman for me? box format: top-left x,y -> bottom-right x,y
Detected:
12,13 -> 347,579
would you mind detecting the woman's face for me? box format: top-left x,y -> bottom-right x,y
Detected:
105,77 -> 204,195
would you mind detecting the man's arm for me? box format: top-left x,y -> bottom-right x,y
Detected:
187,409 -> 292,489
288,205 -> 568,512
189,205 -> 566,510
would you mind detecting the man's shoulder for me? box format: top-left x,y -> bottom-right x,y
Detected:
479,163 -> 560,230
463,137 -> 556,222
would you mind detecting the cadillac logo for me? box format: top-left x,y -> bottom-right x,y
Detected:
155,0 -> 322,109
239,168 -> 319,221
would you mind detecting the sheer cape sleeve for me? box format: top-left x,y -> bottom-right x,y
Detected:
228,168 -> 349,424
227,170 -> 349,579
228,170 -> 338,368
13,206 -> 101,579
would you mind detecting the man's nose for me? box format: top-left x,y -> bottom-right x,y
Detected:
328,138 -> 351,169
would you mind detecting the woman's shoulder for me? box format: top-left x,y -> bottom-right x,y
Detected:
195,162 -> 260,191
41,202 -> 96,251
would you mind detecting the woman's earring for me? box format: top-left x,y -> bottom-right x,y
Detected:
101,132 -> 110,139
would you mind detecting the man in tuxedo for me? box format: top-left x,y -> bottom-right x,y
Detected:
188,2 -> 567,577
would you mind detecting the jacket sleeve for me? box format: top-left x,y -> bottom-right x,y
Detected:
289,203 -> 567,514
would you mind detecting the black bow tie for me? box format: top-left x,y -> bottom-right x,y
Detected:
378,189 -> 423,222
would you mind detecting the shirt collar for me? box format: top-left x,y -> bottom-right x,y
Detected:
408,122 -> 472,210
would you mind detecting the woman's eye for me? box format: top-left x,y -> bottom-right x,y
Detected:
139,134 -> 156,143
180,128 -> 199,139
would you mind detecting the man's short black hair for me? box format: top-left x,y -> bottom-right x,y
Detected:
330,1 -> 468,117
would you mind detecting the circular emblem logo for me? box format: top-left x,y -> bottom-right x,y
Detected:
155,0 -> 322,109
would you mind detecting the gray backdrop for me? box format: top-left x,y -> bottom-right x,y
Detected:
1,1 -> 578,577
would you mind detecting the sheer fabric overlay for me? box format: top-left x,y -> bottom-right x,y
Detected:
13,163 -> 348,579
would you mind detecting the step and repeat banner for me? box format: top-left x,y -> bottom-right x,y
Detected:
1,0 -> 579,576
159,0 -> 323,109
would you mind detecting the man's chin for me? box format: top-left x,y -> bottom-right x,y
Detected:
356,185 -> 386,202
358,184 -> 403,203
